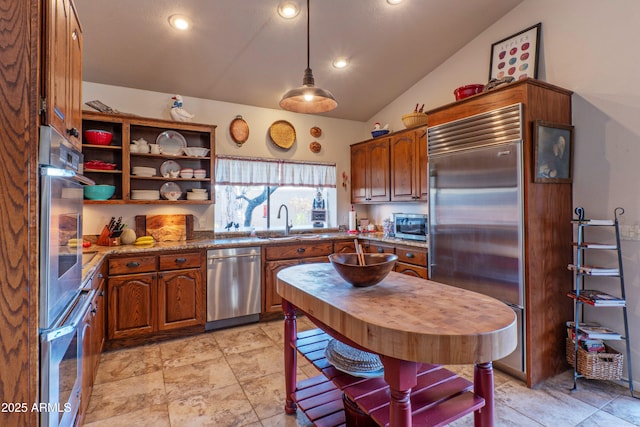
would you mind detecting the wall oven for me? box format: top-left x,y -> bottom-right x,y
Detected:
39,125 -> 93,427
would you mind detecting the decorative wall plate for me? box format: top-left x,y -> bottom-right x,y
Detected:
230,115 -> 249,145
269,120 -> 296,150
310,126 -> 322,137
309,141 -> 321,153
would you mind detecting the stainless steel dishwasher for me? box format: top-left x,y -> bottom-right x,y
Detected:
206,247 -> 261,330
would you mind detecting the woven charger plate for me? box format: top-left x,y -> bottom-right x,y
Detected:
269,120 -> 296,149
230,116 -> 249,145
324,339 -> 384,378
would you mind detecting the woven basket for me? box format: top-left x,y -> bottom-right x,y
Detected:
566,338 -> 623,380
401,112 -> 428,128
325,339 -> 383,375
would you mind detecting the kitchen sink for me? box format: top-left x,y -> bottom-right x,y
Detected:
82,251 -> 98,267
260,234 -> 329,241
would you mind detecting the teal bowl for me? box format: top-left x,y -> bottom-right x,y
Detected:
83,185 -> 115,200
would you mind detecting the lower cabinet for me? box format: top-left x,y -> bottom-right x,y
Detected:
263,242 -> 333,313
363,240 -> 428,279
79,261 -> 106,426
107,250 -> 205,346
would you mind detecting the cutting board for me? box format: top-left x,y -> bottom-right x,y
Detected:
135,214 -> 194,242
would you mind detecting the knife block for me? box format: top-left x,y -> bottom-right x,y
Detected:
97,225 -> 120,246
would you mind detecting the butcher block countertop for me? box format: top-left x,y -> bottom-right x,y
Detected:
277,263 -> 517,365
81,231 -> 426,283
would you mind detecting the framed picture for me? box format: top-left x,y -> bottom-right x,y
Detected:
533,121 -> 574,183
489,23 -> 541,81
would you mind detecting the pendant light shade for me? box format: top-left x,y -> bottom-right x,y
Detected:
280,0 -> 337,113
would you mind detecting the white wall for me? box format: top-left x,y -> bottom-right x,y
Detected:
371,0 -> 640,387
82,83 -> 367,233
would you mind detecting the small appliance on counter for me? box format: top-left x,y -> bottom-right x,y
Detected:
393,213 -> 428,241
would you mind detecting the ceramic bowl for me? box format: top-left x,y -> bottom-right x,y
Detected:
182,147 -> 210,157
371,129 -> 390,138
454,84 -> 485,101
328,253 -> 398,287
180,168 -> 194,179
83,185 -> 115,200
84,130 -> 113,145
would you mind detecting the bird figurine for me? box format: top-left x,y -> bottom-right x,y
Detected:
170,95 -> 194,122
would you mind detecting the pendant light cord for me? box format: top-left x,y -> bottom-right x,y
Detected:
306,0 -> 310,70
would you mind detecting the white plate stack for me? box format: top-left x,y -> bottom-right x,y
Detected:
132,166 -> 156,177
187,188 -> 208,200
131,190 -> 160,200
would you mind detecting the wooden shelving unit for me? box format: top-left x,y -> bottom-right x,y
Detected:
81,111 -> 216,204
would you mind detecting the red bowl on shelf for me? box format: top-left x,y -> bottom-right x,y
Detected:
454,84 -> 485,101
84,129 -> 113,145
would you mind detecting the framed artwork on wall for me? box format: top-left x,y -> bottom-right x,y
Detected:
533,120 -> 573,183
489,23 -> 541,81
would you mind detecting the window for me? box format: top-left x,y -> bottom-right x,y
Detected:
214,156 -> 336,232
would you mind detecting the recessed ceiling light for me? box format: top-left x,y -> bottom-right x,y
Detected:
332,57 -> 349,69
168,15 -> 190,30
278,1 -> 300,19
387,0 -> 403,4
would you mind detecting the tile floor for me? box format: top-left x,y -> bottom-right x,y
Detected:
83,318 -> 640,427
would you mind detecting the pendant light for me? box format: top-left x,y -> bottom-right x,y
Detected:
279,0 -> 337,113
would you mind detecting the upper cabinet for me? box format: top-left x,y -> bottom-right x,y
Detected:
82,111 -> 216,204
390,126 -> 427,201
43,0 -> 83,150
351,137 -> 391,203
351,125 -> 427,204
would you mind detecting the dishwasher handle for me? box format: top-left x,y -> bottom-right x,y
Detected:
208,253 -> 260,261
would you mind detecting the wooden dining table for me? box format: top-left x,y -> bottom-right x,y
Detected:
277,263 -> 517,427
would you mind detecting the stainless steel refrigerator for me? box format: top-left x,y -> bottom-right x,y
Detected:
428,103 -> 525,376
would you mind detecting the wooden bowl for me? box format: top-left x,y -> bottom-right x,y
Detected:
328,253 -> 398,287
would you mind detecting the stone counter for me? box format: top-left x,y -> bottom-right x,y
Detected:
81,231 -> 427,284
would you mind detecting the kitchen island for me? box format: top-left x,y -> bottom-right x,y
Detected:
277,263 -> 517,427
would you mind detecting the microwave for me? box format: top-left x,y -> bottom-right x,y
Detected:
393,213 -> 428,241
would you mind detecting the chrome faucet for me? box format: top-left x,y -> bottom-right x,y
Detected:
277,204 -> 292,236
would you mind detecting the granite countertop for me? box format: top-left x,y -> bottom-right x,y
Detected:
81,231 -> 427,285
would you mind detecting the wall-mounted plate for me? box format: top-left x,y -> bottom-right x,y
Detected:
230,115 -> 249,145
269,120 -> 296,150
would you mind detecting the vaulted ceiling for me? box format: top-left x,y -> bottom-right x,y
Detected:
75,0 -> 523,121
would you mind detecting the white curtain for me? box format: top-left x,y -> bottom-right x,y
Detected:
216,156 -> 336,188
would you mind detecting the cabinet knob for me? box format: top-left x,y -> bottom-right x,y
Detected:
126,261 -> 140,268
377,247 -> 384,253
66,127 -> 79,138
91,307 -> 97,315
297,247 -> 306,253
405,252 -> 415,258
98,272 -> 103,278
175,257 -> 187,264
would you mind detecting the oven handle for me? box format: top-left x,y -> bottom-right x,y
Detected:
41,291 -> 95,343
40,165 -> 95,186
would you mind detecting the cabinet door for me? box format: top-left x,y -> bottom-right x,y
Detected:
264,259 -> 299,313
391,132 -> 417,201
350,143 -> 368,203
416,127 -> 428,200
67,0 -> 82,148
368,138 -> 391,202
45,0 -> 69,139
107,273 -> 156,340
395,262 -> 428,279
333,241 -> 356,253
157,269 -> 204,330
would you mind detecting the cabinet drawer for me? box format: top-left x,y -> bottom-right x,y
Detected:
395,262 -> 428,279
395,247 -> 427,266
109,255 -> 157,275
365,242 -> 395,254
159,252 -> 202,271
265,242 -> 333,260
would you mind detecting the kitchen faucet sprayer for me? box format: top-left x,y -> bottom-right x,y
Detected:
277,204 -> 292,236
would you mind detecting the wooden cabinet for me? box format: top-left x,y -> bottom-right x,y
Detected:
43,0 -> 83,149
82,111 -> 216,204
106,250 -> 205,346
350,138 -> 391,203
363,241 -> 395,254
426,79 -> 573,387
263,242 -> 333,313
333,240 -> 356,253
394,245 -> 428,279
79,260 -> 106,426
390,126 -> 427,201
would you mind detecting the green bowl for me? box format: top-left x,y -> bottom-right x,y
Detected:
83,185 -> 115,200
